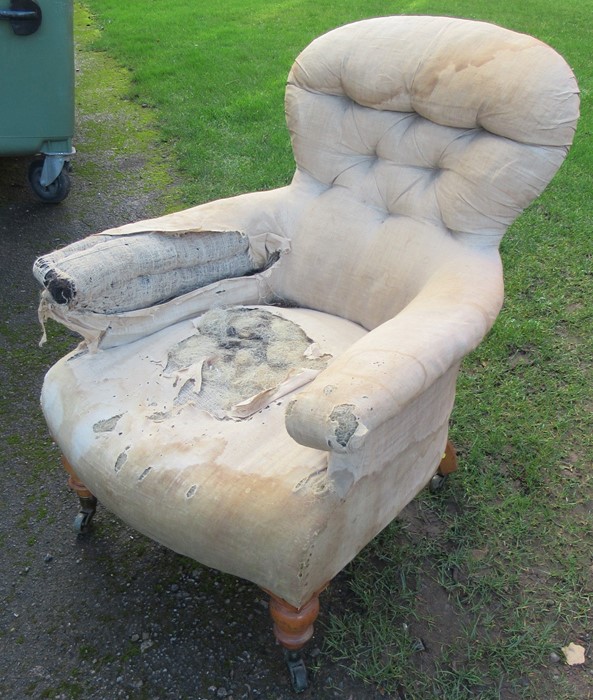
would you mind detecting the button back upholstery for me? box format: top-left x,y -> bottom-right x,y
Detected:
272,16 -> 578,329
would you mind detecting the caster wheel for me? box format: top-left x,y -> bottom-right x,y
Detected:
429,473 -> 448,493
285,651 -> 308,693
73,510 -> 94,533
28,158 -> 71,203
73,496 -> 97,534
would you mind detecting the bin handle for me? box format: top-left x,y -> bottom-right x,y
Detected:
0,0 -> 42,36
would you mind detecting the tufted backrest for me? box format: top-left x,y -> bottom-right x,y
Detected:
271,16 -> 579,328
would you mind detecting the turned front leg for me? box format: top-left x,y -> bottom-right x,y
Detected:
267,587 -> 324,692
61,455 -> 97,533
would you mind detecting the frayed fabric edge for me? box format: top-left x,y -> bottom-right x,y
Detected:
37,271 -> 279,352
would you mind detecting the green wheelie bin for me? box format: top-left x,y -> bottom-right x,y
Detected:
0,0 -> 74,202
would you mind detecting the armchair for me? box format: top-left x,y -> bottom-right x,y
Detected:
33,16 -> 578,691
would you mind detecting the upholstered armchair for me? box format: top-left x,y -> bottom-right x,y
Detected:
33,16 -> 578,691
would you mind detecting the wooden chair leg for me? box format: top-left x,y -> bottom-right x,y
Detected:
430,439 -> 458,492
61,455 -> 97,533
267,587 -> 324,692
438,439 -> 458,476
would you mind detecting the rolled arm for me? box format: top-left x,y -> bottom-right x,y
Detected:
33,187 -> 296,314
285,253 -> 504,453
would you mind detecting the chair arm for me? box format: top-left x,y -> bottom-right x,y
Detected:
33,187 -> 297,315
285,251 -> 503,454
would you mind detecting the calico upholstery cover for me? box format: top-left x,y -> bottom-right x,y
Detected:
35,17 -> 579,606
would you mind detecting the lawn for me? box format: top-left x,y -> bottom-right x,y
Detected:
79,0 -> 593,697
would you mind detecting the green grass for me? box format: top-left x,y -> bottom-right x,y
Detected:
77,1 -> 592,697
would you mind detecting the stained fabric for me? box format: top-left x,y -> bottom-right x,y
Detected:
34,17 -> 579,606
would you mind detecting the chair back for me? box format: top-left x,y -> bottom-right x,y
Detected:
272,17 -> 579,328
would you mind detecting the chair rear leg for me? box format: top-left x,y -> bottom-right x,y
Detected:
430,439 -> 458,492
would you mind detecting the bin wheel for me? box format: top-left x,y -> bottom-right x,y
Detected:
28,159 -> 71,203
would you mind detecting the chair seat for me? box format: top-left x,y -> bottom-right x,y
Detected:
42,306 -> 367,603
